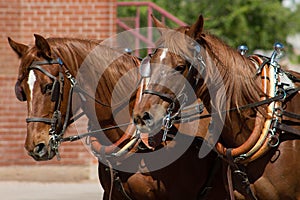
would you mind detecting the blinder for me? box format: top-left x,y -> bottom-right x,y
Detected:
139,55 -> 151,78
15,80 -> 26,101
51,79 -> 60,102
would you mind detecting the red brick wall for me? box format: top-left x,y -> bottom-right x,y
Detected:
0,0 -> 116,166
0,75 -> 93,166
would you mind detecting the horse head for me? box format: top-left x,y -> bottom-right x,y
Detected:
9,34 -> 141,161
9,34 -> 76,161
133,15 -> 207,133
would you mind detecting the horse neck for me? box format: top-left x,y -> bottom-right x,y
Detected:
56,40 -> 98,76
50,40 -> 121,143
73,46 -> 139,144
53,39 -> 96,119
196,37 -> 262,147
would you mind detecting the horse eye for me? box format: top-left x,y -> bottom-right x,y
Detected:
43,83 -> 53,94
175,65 -> 186,73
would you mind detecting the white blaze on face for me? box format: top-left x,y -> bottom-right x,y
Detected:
159,48 -> 168,62
27,70 -> 36,112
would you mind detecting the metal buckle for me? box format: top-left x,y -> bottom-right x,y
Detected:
162,112 -> 173,141
268,129 -> 280,147
49,135 -> 61,160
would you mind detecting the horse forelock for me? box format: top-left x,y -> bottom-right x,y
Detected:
156,26 -> 195,59
18,48 -> 36,80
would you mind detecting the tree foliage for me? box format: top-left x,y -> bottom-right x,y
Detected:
118,0 -> 300,52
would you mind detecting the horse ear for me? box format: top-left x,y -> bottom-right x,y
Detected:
34,34 -> 52,59
8,37 -> 29,58
187,14 -> 204,39
151,14 -> 167,35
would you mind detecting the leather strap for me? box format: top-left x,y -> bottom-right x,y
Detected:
282,110 -> 300,120
227,165 -> 236,200
275,123 -> 300,136
143,89 -> 175,103
26,117 -> 55,124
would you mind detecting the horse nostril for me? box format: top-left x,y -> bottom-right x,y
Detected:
142,112 -> 152,121
133,115 -> 141,125
142,112 -> 154,127
33,143 -> 47,158
133,112 -> 154,128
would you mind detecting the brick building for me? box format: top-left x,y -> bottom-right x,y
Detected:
0,0 -> 116,181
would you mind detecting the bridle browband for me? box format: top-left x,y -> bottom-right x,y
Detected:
142,89 -> 175,103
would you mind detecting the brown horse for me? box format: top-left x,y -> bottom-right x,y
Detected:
9,35 -> 227,199
133,15 -> 300,200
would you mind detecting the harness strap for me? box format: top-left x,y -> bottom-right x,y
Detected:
197,157 -> 222,199
66,111 -> 85,127
104,156 -> 114,200
143,89 -> 175,103
26,117 -> 55,124
73,85 -> 111,107
282,110 -> 300,120
284,70 -> 300,82
61,122 -> 133,142
114,175 -> 133,200
174,86 -> 300,124
227,165 -> 236,200
100,147 -> 133,200
173,102 -> 205,123
226,149 -> 258,200
275,123 -> 300,136
28,65 -> 57,80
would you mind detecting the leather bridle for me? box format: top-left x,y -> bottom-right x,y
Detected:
24,58 -> 77,159
21,56 -> 142,160
26,58 -> 65,133
140,44 -> 206,139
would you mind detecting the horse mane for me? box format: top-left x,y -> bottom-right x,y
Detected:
199,33 -> 263,113
156,26 -> 264,117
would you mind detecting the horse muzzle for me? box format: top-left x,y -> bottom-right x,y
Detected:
133,110 -> 165,134
27,141 -> 56,161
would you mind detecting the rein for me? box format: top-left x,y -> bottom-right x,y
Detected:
172,86 -> 300,123
61,122 -> 133,142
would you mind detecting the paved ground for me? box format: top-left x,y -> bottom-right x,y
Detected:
0,181 -> 103,200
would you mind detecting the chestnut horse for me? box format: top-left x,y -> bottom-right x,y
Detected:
133,15 -> 300,200
9,35 -> 227,199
